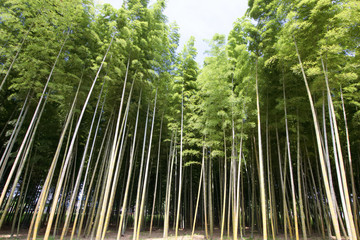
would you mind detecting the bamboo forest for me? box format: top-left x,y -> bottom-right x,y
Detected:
0,0 -> 359,239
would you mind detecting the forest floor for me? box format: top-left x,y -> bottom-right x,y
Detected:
0,227 -> 328,240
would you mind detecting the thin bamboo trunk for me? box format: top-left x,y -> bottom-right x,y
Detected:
190,165 -> 193,229
321,58 -> 357,240
321,95 -> 348,238
250,140 -> 255,239
78,116 -> 112,238
43,33 -> 114,240
91,144 -> 112,239
297,118 -> 307,239
255,57 -> 267,240
282,79 -> 299,240
53,143 -> 75,239
208,154 -> 214,239
0,31 -> 70,210
133,105 -> 150,240
28,80 -> 81,240
340,87 -> 359,237
191,150 -> 204,240
101,82 -> 134,240
71,91 -> 107,240
305,146 -> 326,238
302,160 -> 311,235
60,84 -> 105,240
135,92 -> 157,240
85,127 -> 112,237
16,166 -> 32,237
280,132 -> 292,240
52,117 -> 76,239
149,114 -> 163,235
220,133 -> 227,240
10,162 -> 30,237
200,146 -> 209,240
123,148 -> 139,236
294,37 -> 341,239
95,55 -> 130,240
226,161 -> 232,239
0,94 -> 30,183
235,130 -> 243,240
266,111 -> 275,240
163,134 -> 176,238
0,94 -> 48,228
116,92 -> 142,240
175,89 -> 184,239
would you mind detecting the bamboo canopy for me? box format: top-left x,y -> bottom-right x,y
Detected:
0,0 -> 359,240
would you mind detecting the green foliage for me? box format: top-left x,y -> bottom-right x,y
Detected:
0,0 -> 177,178
1,0 -> 360,235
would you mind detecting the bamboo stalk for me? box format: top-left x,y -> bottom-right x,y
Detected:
321,57 -> 357,240
60,83 -> 105,240
175,87 -> 184,239
101,81 -> 134,240
0,31 -> 70,210
117,92 -> 142,240
133,104 -> 150,240
294,37 -> 341,239
16,165 -> 32,237
297,116 -> 307,239
0,93 -> 30,182
149,113 -> 164,235
0,93 -> 48,228
135,92 -> 157,240
255,57 -> 267,240
95,56 -> 130,240
71,89 -> 107,240
191,145 -> 205,240
79,116 -> 111,238
163,134 -> 176,238
43,32 -> 114,240
220,132 -> 227,240
340,87 -> 359,237
10,162 -> 30,237
29,79 -> 81,240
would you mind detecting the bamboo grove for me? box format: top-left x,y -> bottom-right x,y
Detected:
0,0 -> 359,239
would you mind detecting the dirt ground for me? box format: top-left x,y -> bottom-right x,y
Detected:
0,228 -> 328,239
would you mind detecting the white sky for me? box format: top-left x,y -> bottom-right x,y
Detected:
98,0 -> 248,65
